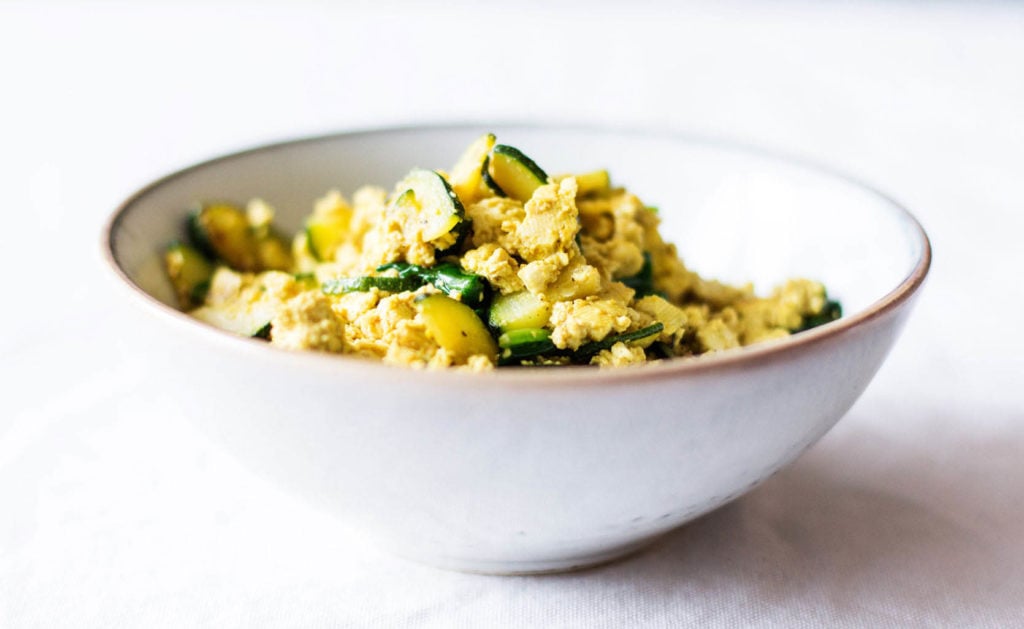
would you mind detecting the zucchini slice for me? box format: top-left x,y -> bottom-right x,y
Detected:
417,294 -> 498,363
191,303 -> 276,338
481,156 -> 506,197
423,262 -> 489,309
164,242 -> 214,308
571,169 -> 611,197
306,222 -> 339,262
255,236 -> 293,271
373,262 -> 489,307
321,276 -> 422,294
305,214 -> 351,263
488,144 -> 549,203
188,203 -> 261,272
795,299 -> 842,332
449,133 -> 496,204
573,323 -> 664,362
498,328 -> 556,360
488,290 -> 551,331
392,169 -> 465,243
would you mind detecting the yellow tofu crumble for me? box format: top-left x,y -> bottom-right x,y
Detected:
166,134 -> 841,370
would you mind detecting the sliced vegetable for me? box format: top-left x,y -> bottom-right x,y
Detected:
795,299 -> 842,332
254,233 -> 292,270
393,169 -> 465,243
321,276 -> 422,295
376,261 -> 426,279
252,323 -> 272,340
377,262 -> 488,308
417,294 -> 498,363
188,203 -> 260,271
422,263 -> 488,308
481,156 -> 506,197
449,133 -> 496,204
498,328 -> 556,360
488,290 -> 551,331
303,191 -> 354,262
165,242 -> 214,308
488,144 -> 548,203
191,304 -> 275,338
571,169 -> 611,197
573,323 -> 664,362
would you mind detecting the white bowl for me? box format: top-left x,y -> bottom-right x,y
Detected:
102,125 -> 930,574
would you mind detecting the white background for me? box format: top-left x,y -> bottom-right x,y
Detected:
2,1 -> 1023,626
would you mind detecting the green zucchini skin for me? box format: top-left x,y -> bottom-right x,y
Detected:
393,169 -> 466,243
165,241 -> 214,309
190,304 -> 275,338
492,144 -> 548,181
619,251 -> 655,297
487,290 -> 551,332
572,323 -> 664,363
498,328 -> 556,361
375,262 -> 489,308
424,263 -> 489,309
187,210 -> 219,261
321,276 -> 422,294
488,144 -> 549,202
795,299 -> 842,332
480,156 -> 506,197
190,280 -> 211,305
497,323 -> 666,366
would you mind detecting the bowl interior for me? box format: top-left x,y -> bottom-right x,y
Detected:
109,125 -> 926,321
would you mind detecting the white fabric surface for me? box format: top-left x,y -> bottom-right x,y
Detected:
2,1 -> 1023,626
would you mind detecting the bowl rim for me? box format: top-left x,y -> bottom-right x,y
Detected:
101,122 -> 932,389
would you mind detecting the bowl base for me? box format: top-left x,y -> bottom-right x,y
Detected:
391,534 -> 665,576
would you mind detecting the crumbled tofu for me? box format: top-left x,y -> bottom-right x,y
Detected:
466,197 -> 524,250
461,243 -> 524,294
176,135 -> 839,369
507,179 -> 580,261
549,297 -> 634,350
697,317 -> 741,352
271,292 -> 345,353
591,342 -> 648,367
581,236 -> 645,280
519,252 -> 570,295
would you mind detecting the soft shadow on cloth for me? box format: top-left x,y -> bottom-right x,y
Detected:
545,407 -> 1024,623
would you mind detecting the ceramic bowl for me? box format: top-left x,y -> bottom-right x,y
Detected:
102,125 -> 930,574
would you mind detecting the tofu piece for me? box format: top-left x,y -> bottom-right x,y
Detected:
549,297 -> 634,351
461,243 -> 525,295
590,342 -> 648,367
508,179 -> 580,262
271,292 -> 346,353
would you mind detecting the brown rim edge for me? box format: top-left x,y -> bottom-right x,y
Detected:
101,122 -> 932,390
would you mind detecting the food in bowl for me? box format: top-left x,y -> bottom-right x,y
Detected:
107,125 -> 930,574
165,133 -> 841,369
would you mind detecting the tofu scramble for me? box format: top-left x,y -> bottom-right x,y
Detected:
164,134 -> 841,371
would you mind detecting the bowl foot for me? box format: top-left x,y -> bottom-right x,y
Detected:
390,535 -> 664,576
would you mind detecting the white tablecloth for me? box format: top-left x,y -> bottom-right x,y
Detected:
3,2 -> 1023,626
